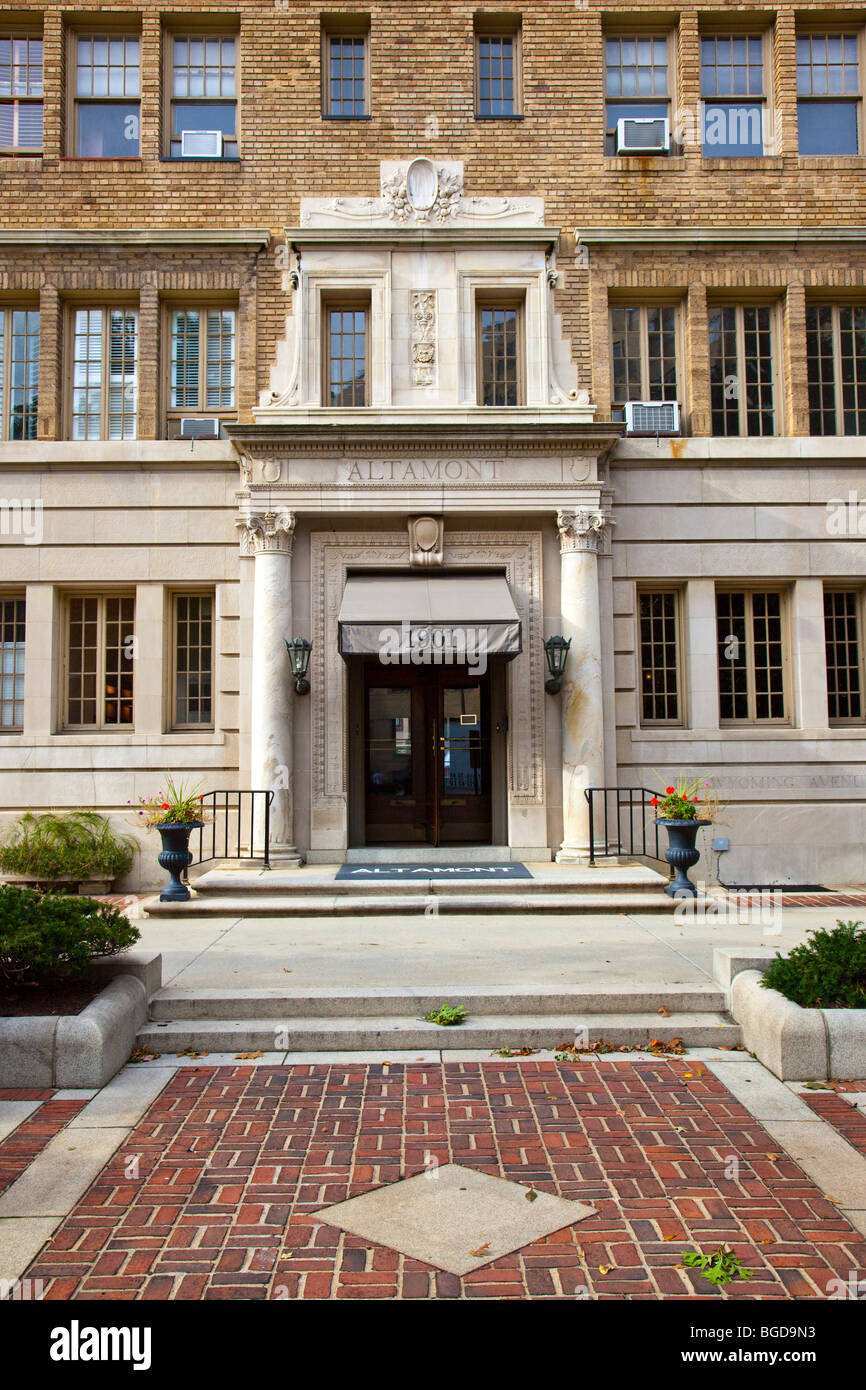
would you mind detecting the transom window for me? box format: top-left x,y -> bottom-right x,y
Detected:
716,589 -> 787,723
72,32 -> 140,157
0,595 -> 25,730
0,308 -> 39,441
322,26 -> 369,118
824,589 -> 864,723
475,18 -> 522,118
806,303 -> 866,436
701,34 -> 766,156
797,33 -> 861,154
477,299 -> 523,406
638,590 -> 681,725
167,307 -> 236,433
0,34 -> 43,152
173,593 -> 214,729
169,34 -> 237,158
708,305 -> 775,437
610,304 -> 678,419
325,301 -> 368,407
605,34 -> 670,154
65,594 -> 134,729
70,307 -> 138,441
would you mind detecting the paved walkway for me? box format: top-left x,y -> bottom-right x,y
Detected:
2,1055 -> 865,1301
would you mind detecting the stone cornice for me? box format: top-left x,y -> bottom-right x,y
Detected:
0,229 -> 271,250
284,226 -> 560,246
227,420 -> 623,459
577,226 -> 866,246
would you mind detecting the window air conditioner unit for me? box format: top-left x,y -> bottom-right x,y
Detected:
180,130 -> 222,158
616,116 -> 670,154
624,400 -> 680,436
179,417 -> 222,439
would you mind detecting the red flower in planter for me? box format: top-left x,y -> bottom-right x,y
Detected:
650,797 -> 659,807
666,787 -> 675,794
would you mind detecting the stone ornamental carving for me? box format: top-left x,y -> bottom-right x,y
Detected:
408,515 -> 444,568
411,290 -> 436,386
381,158 -> 463,224
556,508 -> 610,554
237,509 -> 296,557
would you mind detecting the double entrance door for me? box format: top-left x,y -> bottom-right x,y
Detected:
354,663 -> 503,846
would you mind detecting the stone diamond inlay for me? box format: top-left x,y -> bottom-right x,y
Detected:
313,1163 -> 595,1276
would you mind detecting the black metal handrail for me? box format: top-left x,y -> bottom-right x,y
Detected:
193,790 -> 273,869
585,786 -> 666,866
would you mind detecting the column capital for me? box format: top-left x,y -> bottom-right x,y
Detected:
556,508 -> 610,554
237,508 -> 296,557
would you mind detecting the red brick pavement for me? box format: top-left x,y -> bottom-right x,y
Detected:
17,1060 -> 866,1301
800,1091 -> 866,1160
0,1095 -> 89,1197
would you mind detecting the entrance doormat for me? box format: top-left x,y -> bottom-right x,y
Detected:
336,862 -> 533,880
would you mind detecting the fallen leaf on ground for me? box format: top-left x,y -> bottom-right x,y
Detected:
765,1152 -> 780,1161
663,1235 -> 677,1242
525,1188 -> 538,1203
599,1265 -> 612,1275
657,1005 -> 671,1017
283,969 -> 292,973
801,1081 -> 833,1090
824,1195 -> 839,1203
236,1051 -> 263,1060
470,1243 -> 491,1257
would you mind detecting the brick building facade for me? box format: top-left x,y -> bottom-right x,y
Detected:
0,1 -> 864,886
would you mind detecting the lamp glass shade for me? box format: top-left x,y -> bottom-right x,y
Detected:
543,635 -> 571,680
285,637 -> 312,679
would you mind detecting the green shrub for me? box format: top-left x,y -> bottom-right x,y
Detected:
0,884 -> 139,984
0,810 -> 136,883
761,921 -> 866,1010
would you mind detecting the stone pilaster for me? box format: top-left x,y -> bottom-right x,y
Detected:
237,508 -> 302,866
555,507 -> 608,862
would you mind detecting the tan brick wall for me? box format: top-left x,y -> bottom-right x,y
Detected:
0,2 -> 864,432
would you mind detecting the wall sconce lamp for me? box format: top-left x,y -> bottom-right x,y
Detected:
543,635 -> 571,694
285,637 -> 312,695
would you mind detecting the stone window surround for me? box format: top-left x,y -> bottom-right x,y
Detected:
7,581 -> 227,742
459,271 -> 548,407
301,267 -> 391,408
308,528 -> 545,854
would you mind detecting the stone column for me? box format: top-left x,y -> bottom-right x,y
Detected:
555,508 -> 608,863
238,508 -> 302,866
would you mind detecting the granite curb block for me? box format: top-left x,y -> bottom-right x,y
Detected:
0,951 -> 162,1089
730,969 -> 866,1081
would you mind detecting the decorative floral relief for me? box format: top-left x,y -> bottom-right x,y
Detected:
411,291 -> 436,386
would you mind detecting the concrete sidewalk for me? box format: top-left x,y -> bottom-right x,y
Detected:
129,904 -> 836,993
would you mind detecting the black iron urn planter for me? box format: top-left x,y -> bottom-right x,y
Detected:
655,818 -> 711,898
157,821 -> 203,902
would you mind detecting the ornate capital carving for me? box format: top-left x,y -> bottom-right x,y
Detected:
556,508 -> 610,554
237,509 -> 296,557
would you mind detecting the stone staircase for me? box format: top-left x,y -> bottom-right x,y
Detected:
137,982 -> 740,1054
143,860 -> 678,918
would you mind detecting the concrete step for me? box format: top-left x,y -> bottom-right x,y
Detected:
143,890 -> 677,916
187,863 -> 668,895
137,1011 -> 741,1053
147,983 -> 728,1020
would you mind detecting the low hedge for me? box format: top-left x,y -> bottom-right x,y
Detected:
761,920 -> 866,1010
0,883 -> 139,984
0,810 -> 136,883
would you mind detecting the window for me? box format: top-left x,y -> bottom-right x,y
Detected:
166,306 -> 236,434
708,304 -> 775,436
321,21 -> 369,118
610,304 -> 678,420
0,34 -> 43,152
797,33 -> 860,154
324,300 -> 368,406
605,34 -> 670,154
477,299 -> 524,405
71,32 -> 140,156
173,593 -> 214,728
716,589 -> 788,723
475,16 -> 522,118
64,594 -> 134,729
70,307 -> 137,441
824,589 -> 864,723
0,308 -> 38,440
638,590 -> 681,725
701,34 -> 766,156
0,595 -> 25,730
807,303 -> 866,436
168,33 -> 237,158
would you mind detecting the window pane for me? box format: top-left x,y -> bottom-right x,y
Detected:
807,303 -> 838,434
639,591 -> 679,722
717,591 -> 749,720
205,309 -> 236,409
0,595 -> 25,727
825,589 -> 863,720
77,102 -> 139,156
6,307 -> 38,440
328,304 -> 367,405
328,35 -> 366,116
798,100 -> 859,154
477,35 -> 516,116
107,309 -> 137,439
479,305 -> 520,405
703,101 -> 764,156
170,309 -> 200,409
72,308 -> 102,440
175,593 -> 214,725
